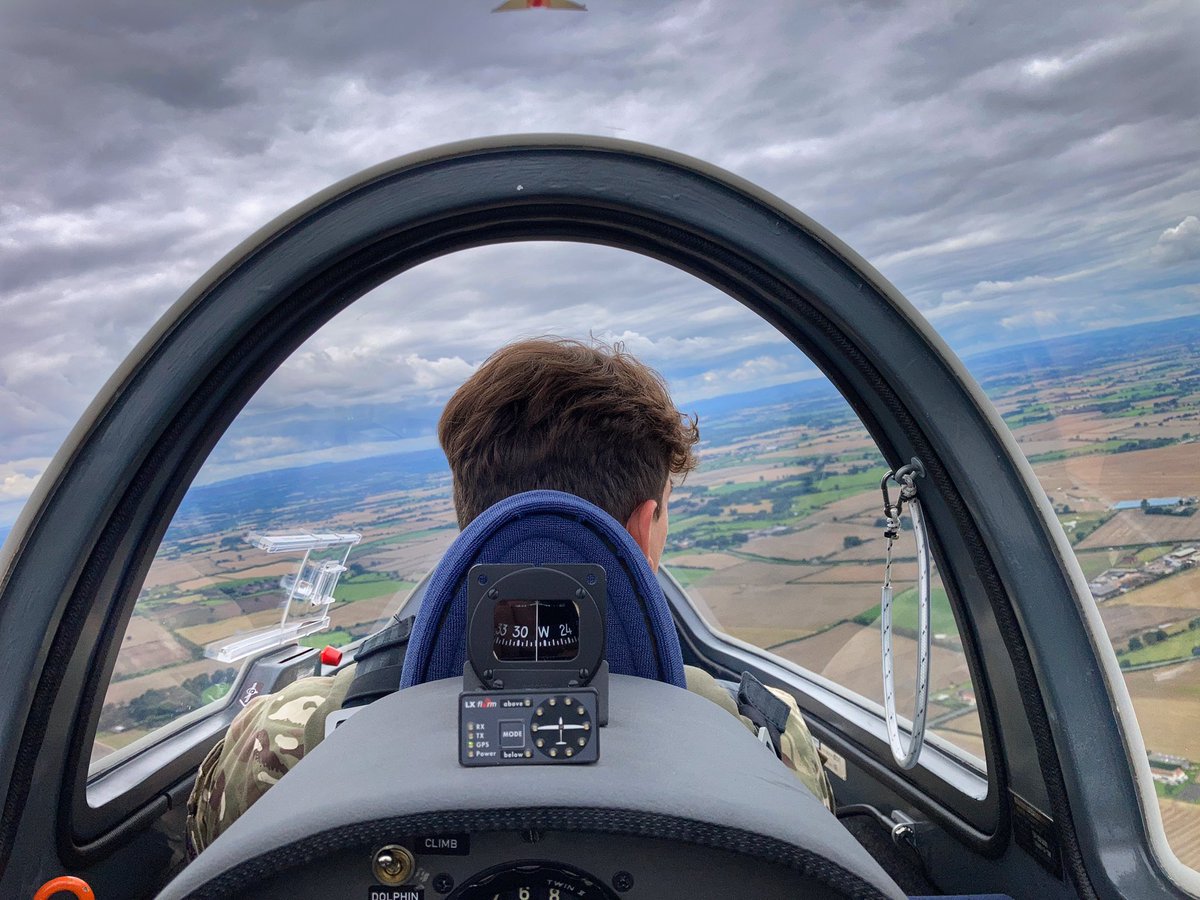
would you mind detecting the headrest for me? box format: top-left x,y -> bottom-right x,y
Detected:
400,490 -> 686,689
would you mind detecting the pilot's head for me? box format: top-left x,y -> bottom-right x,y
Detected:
438,337 -> 699,571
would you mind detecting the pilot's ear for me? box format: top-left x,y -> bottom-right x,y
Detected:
625,498 -> 658,563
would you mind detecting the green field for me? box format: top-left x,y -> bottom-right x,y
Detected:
1136,545 -> 1176,564
1118,628 -> 1200,666
335,577 -> 416,602
671,466 -> 888,552
854,585 -> 959,646
300,628 -> 353,649
1076,551 -> 1117,580
354,525 -> 456,551
1059,511 -> 1114,545
665,565 -> 713,588
200,682 -> 233,704
1027,439 -> 1128,464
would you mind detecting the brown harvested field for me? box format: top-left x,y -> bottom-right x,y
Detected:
1016,412 -> 1123,444
111,615 -> 193,679
932,728 -> 986,763
800,429 -> 875,457
730,501 -> 771,515
769,622 -> 864,671
103,658 -> 227,706
664,552 -> 743,570
771,622 -> 975,709
1034,443 -> 1200,509
328,593 -> 409,631
1122,661 -> 1200,761
745,524 -> 879,561
1098,603 -> 1198,644
940,706 -> 984,737
818,490 -> 884,522
702,560 -> 827,589
1159,799 -> 1200,872
1077,512 -> 1200,550
724,626 -> 813,648
824,536 -> 902,563
177,560 -> 296,591
220,561 -> 305,580
688,463 -> 813,488
1109,567 -> 1200,610
794,561 -> 918,585
143,557 -> 214,590
700,581 -> 874,637
1016,438 -> 1077,457
366,532 -> 456,577
176,609 -> 281,646
91,728 -> 153,764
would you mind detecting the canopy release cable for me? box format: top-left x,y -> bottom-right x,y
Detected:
879,458 -> 930,770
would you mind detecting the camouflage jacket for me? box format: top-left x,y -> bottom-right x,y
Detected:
186,664 -> 834,857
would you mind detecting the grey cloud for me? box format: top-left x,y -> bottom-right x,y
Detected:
2,0 -> 1199,517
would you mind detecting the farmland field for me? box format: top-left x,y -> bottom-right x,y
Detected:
1035,444 -> 1200,507
1123,662 -> 1200,761
1114,568 -> 1200,609
111,615 -> 193,680
1161,800 -> 1200,871
1078,510 -> 1200,550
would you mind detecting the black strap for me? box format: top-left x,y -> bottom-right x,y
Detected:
737,671 -> 790,757
341,615 -> 415,709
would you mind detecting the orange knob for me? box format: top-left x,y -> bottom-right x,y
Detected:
33,875 -> 94,900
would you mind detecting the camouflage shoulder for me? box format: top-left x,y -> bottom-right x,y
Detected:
765,684 -> 835,812
683,665 -> 834,811
186,662 -> 358,858
683,664 -> 742,718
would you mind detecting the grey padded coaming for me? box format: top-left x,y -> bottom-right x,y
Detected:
158,675 -> 905,899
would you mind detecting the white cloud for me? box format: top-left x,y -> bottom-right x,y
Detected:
0,458 -> 51,503
999,309 -> 1060,330
940,260 -> 1121,303
1152,215 -> 1200,266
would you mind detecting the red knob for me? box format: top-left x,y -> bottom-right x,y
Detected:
320,645 -> 343,666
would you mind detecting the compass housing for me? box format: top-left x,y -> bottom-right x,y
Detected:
464,564 -> 607,700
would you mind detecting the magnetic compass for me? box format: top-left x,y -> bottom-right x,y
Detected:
463,564 -> 606,701
492,598 -> 580,662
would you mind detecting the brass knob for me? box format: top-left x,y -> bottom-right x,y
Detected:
372,845 -> 415,885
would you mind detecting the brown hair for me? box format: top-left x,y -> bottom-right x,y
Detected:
439,337 -> 699,527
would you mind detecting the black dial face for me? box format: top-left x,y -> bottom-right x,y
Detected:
493,599 -> 579,662
451,862 -> 618,900
531,694 -> 593,759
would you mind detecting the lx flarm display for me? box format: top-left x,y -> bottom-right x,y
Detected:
459,564 -> 608,767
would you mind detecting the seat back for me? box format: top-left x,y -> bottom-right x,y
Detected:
400,490 -> 686,689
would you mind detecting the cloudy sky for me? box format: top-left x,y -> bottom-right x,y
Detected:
2,0 -> 1199,525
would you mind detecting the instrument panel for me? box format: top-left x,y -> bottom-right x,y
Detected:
158,676 -> 905,900
265,829 -> 850,900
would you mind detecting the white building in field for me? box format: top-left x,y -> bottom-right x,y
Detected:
1150,766 -> 1188,786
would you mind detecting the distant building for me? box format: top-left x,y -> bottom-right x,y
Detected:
1089,582 -> 1121,601
1110,497 -> 1185,510
1150,766 -> 1188,786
